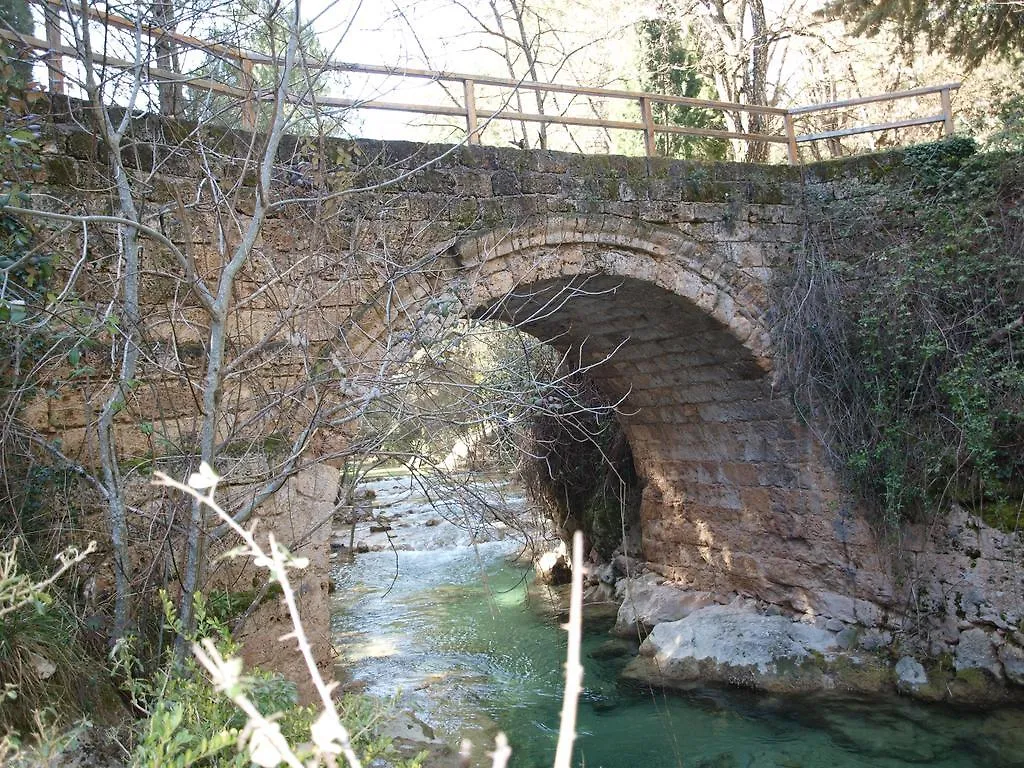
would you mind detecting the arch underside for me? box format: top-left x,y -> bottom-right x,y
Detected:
474,273 -> 873,612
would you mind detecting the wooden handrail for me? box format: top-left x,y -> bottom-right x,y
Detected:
787,83 -> 962,116
796,114 -> 950,143
8,1 -> 962,165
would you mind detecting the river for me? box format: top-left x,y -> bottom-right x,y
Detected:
330,475 -> 1024,768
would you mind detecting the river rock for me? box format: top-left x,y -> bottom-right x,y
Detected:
895,656 -> 928,693
589,637 -> 640,660
623,600 -> 839,692
584,582 -> 615,603
997,642 -> 1024,686
612,581 -> 716,637
535,550 -> 571,584
955,628 -> 1002,679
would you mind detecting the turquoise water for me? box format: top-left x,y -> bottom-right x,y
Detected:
331,539 -> 1024,768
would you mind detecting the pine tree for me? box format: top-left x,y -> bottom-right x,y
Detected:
823,0 -> 1024,69
186,0 -> 338,133
639,16 -> 729,160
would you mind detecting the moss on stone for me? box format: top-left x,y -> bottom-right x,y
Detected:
685,180 -> 732,202
450,199 -> 479,231
748,183 -> 788,205
978,500 -> 1023,534
44,156 -> 78,186
825,653 -> 895,693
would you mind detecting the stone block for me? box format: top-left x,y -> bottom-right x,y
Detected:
998,642 -> 1024,686
956,628 -> 1002,678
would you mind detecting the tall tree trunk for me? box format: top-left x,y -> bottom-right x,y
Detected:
152,0 -> 182,117
488,0 -> 531,148
744,0 -> 770,162
508,0 -> 548,149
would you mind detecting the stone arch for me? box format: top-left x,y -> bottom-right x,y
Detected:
452,215 -> 882,619
454,214 -> 774,364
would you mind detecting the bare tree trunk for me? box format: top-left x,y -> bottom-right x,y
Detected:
152,0 -> 183,116
74,0 -> 148,638
175,0 -> 303,656
744,0 -> 769,162
507,0 -> 548,149
488,0 -> 531,148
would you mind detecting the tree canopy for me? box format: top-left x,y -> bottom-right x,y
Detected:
824,0 -> 1024,69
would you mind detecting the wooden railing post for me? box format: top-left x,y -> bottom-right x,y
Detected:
783,112 -> 799,165
463,78 -> 480,144
640,96 -> 657,157
240,56 -> 256,130
940,87 -> 954,135
44,9 -> 64,94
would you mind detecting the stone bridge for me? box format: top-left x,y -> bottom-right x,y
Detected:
318,137 -> 874,620
26,108 -> 1020,685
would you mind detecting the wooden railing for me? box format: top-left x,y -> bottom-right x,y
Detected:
0,1 -> 961,165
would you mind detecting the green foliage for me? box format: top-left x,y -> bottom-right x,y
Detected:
132,703 -> 242,768
987,91 -> 1024,152
186,0 -> 342,134
823,0 -> 1024,69
0,0 -> 34,86
1,76 -> 51,317
128,593 -> 308,767
0,543 -> 96,740
127,590 -> 428,767
638,16 -> 729,160
784,137 -> 1024,533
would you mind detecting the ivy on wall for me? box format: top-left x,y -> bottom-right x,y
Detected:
782,137 -> 1023,533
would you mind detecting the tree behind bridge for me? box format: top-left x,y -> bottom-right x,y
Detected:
823,0 -> 1024,70
638,14 -> 728,160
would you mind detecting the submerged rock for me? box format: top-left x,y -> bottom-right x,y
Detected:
589,637 -> 640,660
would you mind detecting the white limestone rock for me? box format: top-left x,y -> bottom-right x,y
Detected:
955,628 -> 1002,679
895,656 -> 928,693
612,581 -> 716,637
997,642 -> 1024,686
637,600 -> 838,676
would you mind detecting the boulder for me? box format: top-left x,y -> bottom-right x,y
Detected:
857,628 -> 893,652
955,628 -> 1002,679
895,656 -> 928,693
997,642 -> 1024,686
612,581 -> 716,637
623,600 -> 839,692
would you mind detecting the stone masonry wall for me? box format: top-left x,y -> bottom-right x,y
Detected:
22,100 -> 1022,685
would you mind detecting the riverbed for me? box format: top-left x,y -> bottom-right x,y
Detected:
330,475 -> 1024,768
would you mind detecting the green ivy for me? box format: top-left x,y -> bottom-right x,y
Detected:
786,137 -> 1023,532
